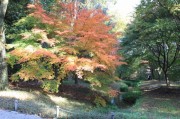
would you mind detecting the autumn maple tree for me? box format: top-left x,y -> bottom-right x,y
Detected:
8,1 -> 124,92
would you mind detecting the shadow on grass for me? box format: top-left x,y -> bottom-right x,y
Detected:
0,87 -> 94,118
128,87 -> 180,119
0,90 -> 57,118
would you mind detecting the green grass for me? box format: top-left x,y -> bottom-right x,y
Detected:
124,94 -> 180,119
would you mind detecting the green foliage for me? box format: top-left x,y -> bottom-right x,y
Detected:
10,74 -> 20,82
5,0 -> 29,25
93,95 -> 107,107
123,80 -> 140,87
6,15 -> 65,83
6,16 -> 40,51
112,18 -> 126,33
119,82 -> 128,92
40,0 -> 56,12
91,105 -> 119,114
123,80 -> 133,87
41,80 -> 60,93
170,4 -> 180,16
119,80 -> 142,104
168,64 -> 180,81
85,72 -> 116,92
5,0 -> 30,46
14,16 -> 38,30
122,89 -> 142,104
121,0 -> 180,83
123,91 -> 141,104
79,0 -> 117,9
7,54 -> 19,68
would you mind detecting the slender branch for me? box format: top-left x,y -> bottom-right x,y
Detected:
147,44 -> 163,68
157,0 -> 166,9
162,40 -> 168,72
168,43 -> 179,68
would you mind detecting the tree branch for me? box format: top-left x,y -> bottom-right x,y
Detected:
168,43 -> 179,68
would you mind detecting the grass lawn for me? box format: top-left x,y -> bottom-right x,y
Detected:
118,87 -> 180,119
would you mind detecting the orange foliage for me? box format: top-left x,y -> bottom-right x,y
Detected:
27,1 -> 124,75
31,28 -> 57,46
28,4 -> 55,25
68,8 -> 124,72
10,1 -> 125,86
108,89 -> 120,97
10,48 -> 64,64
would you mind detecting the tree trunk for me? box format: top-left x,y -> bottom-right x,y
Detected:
53,64 -> 59,80
74,74 -> 79,85
70,0 -> 77,29
163,71 -> 170,87
0,0 -> 9,90
157,68 -> 162,81
150,67 -> 155,79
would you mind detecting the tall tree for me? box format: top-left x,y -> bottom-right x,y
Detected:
8,1 -> 123,92
122,0 -> 180,86
0,0 -> 9,90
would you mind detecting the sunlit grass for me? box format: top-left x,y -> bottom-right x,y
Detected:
0,90 -> 36,100
0,89 -> 92,118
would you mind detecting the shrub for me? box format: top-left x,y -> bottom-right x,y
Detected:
119,82 -> 128,92
122,89 -> 142,104
123,80 -> 140,87
41,80 -> 60,93
123,80 -> 133,86
94,95 -> 107,107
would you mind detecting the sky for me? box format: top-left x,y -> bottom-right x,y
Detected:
107,0 -> 141,22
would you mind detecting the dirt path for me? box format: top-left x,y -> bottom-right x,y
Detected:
0,109 -> 42,119
139,80 -> 180,91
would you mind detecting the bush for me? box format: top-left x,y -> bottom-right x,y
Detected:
119,82 -> 128,92
41,80 -> 60,93
94,95 -> 107,107
122,89 -> 142,104
123,80 -> 140,87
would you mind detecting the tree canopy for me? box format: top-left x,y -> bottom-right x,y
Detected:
121,0 -> 180,86
7,0 -> 124,93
